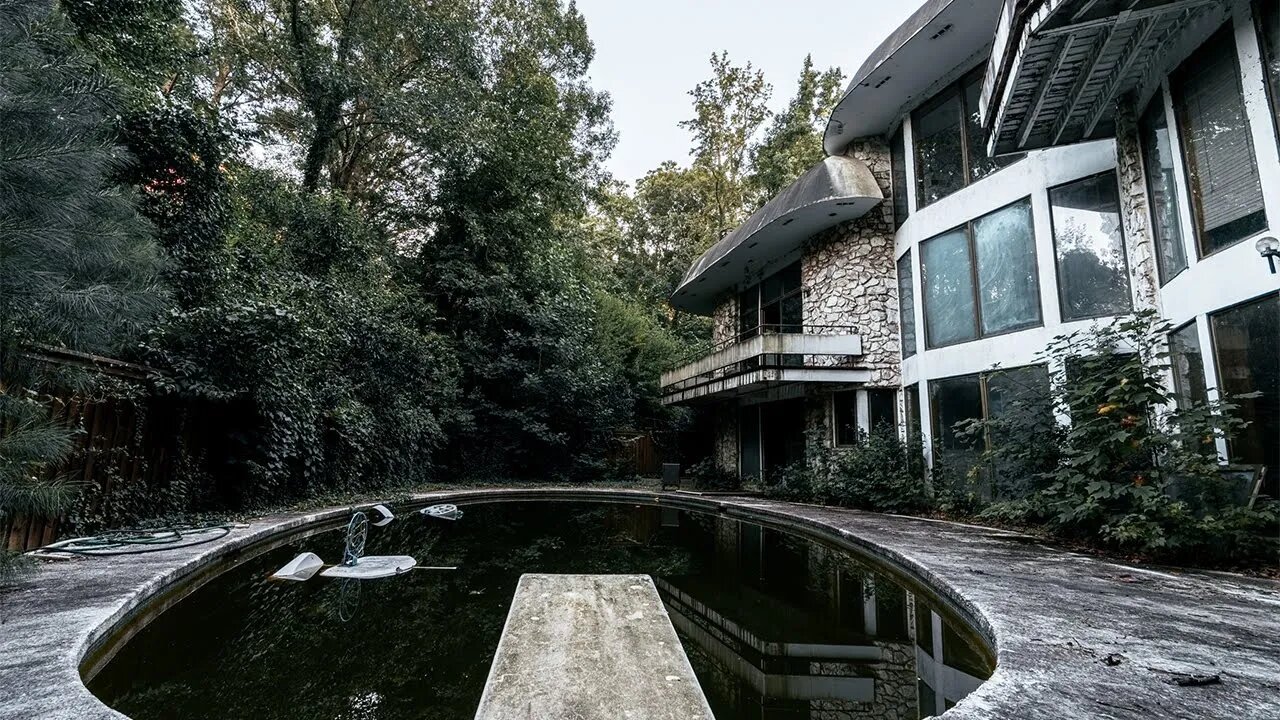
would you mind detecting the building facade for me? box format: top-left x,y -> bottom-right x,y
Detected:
662,0 -> 1279,490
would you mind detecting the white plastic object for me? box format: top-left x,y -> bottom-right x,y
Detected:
271,552 -> 325,582
369,504 -> 395,527
420,503 -> 463,521
320,555 -> 417,579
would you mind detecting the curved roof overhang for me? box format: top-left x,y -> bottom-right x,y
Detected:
823,0 -> 1007,155
980,0 -> 1226,156
670,156 -> 883,316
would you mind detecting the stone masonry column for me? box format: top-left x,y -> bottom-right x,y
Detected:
1114,96 -> 1160,312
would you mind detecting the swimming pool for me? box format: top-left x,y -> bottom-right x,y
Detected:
87,499 -> 994,719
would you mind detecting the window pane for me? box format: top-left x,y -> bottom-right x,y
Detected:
868,389 -> 897,434
964,72 -> 1021,181
1173,26 -> 1268,254
984,365 -> 1052,496
739,406 -> 761,481
973,199 -> 1040,334
762,261 -> 800,303
905,384 -> 922,441
898,252 -> 917,358
891,125 -> 910,229
833,391 -> 858,446
1050,173 -> 1133,320
930,374 -> 983,452
1139,92 -> 1188,283
921,228 -> 977,347
1169,322 -> 1208,409
738,286 -> 759,338
1257,0 -> 1280,141
780,293 -> 802,332
914,88 -> 965,207
1211,295 -> 1279,488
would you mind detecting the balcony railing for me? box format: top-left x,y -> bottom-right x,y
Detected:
661,325 -> 865,404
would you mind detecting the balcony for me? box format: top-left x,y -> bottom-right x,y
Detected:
980,0 -> 1224,155
660,325 -> 866,405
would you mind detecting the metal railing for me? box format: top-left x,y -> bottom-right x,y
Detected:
664,324 -> 859,372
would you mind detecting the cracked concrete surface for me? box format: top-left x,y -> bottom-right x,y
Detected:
473,574 -> 713,720
1,488 -> 1277,720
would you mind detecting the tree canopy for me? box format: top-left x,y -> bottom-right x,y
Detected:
2,0 -> 843,537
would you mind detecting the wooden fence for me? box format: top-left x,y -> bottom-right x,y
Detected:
609,431 -> 668,478
2,347 -> 185,553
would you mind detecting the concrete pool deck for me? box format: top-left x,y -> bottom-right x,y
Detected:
0,487 -> 1277,720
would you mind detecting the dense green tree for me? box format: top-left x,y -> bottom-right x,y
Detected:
749,55 -> 844,207
410,0 -> 630,480
678,51 -> 771,237
0,0 -> 163,567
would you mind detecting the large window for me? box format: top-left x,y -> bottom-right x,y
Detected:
1049,173 -> 1132,321
913,67 -> 1022,209
1139,92 -> 1187,284
905,384 -> 921,442
869,389 -> 897,435
1258,0 -> 1280,139
1210,294 -> 1278,488
891,124 -> 910,229
920,198 -> 1040,348
930,375 -> 984,453
834,389 -> 899,446
1172,25 -> 1268,255
833,391 -> 858,447
1169,321 -> 1208,410
898,252 -> 917,358
738,261 -> 801,339
930,366 -> 1052,495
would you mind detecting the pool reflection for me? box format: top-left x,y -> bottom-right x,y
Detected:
90,501 -> 992,720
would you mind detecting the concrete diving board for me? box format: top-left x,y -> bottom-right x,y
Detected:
474,574 -> 713,720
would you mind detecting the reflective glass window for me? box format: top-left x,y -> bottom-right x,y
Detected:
898,252 -> 917,358
921,228 -> 977,347
1139,92 -> 1187,283
891,124 -> 910,229
1173,25 -> 1268,254
1210,295 -> 1279,488
914,87 -> 965,207
1050,173 -> 1133,320
973,199 -> 1040,335
1169,321 -> 1208,409
833,391 -> 858,447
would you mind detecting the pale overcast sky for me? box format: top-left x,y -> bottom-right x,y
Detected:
574,0 -> 928,184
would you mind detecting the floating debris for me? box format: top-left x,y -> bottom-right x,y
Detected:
420,503 -> 463,521
271,552 -> 324,582
321,555 -> 417,579
369,504 -> 395,527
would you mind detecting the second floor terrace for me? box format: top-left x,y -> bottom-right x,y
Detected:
660,323 -> 866,405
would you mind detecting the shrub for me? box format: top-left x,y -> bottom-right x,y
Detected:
767,428 -> 929,514
684,457 -> 741,491
959,311 -> 1277,566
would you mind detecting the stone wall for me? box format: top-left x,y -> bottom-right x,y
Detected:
1114,98 -> 1160,312
713,406 -> 737,474
712,296 -> 737,345
802,137 -> 901,387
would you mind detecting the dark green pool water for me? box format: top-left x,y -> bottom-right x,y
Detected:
88,500 -> 993,719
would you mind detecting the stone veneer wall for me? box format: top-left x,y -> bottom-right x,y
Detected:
802,137 -> 902,452
802,137 -> 901,387
713,408 -> 738,474
711,295 -> 737,346
704,136 -> 902,472
1113,98 -> 1160,311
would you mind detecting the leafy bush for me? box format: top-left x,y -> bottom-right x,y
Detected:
684,457 -> 741,491
767,428 -> 929,514
960,312 -> 1277,565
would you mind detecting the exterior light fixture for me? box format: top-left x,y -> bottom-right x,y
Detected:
1257,235 -> 1279,274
